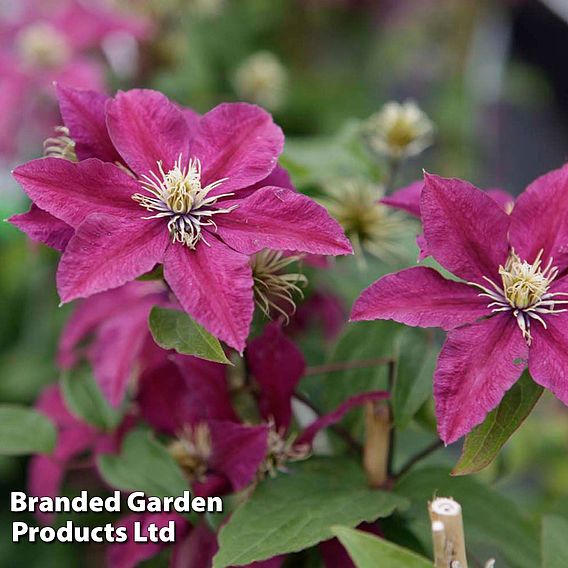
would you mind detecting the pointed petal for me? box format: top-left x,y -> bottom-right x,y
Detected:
13,158 -> 141,228
435,315 -> 527,444
208,420 -> 269,492
381,180 -> 422,218
421,173 -> 510,284
57,214 -> 169,302
9,204 -> 73,251
190,103 -> 284,195
138,356 -> 237,434
89,304 -> 152,406
171,523 -> 218,568
487,188 -> 515,212
350,266 -> 489,330
217,186 -> 352,256
510,163 -> 568,268
163,239 -> 254,352
56,84 -> 122,162
106,89 -> 190,176
528,310 -> 568,405
247,323 -> 306,431
297,391 -> 389,446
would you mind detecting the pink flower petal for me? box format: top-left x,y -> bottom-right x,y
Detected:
217,186 -> 352,256
106,89 -> 190,176
171,523 -> 218,568
208,420 -> 269,492
189,103 -> 284,195
486,189 -> 515,212
9,204 -> 73,251
57,214 -> 169,303
416,233 -> 429,261
13,158 -> 141,229
163,239 -> 254,352
528,309 -> 568,406
351,266 -> 489,330
381,180 -> 422,218
421,173 -> 509,284
57,84 -> 123,163
58,282 -> 163,368
28,456 -> 64,525
297,391 -> 389,446
247,323 -> 306,431
435,315 -> 528,444
108,513 -> 189,568
510,163 -> 568,268
89,303 -> 153,406
138,356 -> 237,434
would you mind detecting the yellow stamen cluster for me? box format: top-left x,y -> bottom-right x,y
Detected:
471,249 -> 568,344
168,423 -> 212,482
132,155 -> 235,249
16,23 -> 71,68
319,178 -> 409,263
251,250 -> 307,323
363,101 -> 434,159
43,126 -> 77,161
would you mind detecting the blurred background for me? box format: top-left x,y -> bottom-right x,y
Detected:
2,0 -> 568,566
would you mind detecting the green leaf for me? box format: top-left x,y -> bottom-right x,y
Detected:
213,458 -> 407,567
0,405 -> 56,455
61,369 -> 121,431
321,320 -> 400,437
149,307 -> 231,364
395,466 -> 539,568
542,515 -> 568,568
332,526 -> 433,568
97,429 -> 189,498
452,371 -> 543,475
392,328 -> 437,429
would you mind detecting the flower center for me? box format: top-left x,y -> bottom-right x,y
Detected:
132,155 -> 236,249
16,23 -> 71,68
471,249 -> 568,344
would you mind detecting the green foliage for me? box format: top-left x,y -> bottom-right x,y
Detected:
213,458 -> 407,567
97,429 -> 189,499
395,466 -> 539,568
392,328 -> 437,429
331,526 -> 433,568
542,515 -> 568,568
61,369 -> 121,431
0,404 -> 56,455
149,307 -> 231,364
453,371 -> 543,475
321,320 -> 400,436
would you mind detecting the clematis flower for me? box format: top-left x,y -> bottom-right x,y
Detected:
12,88 -> 352,351
57,280 -> 169,407
29,384 -> 131,525
0,0 -> 151,158
352,168 -> 568,444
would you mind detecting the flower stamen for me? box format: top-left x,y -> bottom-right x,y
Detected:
469,249 -> 568,344
132,154 -> 235,249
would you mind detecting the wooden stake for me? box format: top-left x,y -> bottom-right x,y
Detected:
363,400 -> 390,488
428,497 -> 468,568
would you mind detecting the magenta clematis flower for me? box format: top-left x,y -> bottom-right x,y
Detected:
58,281 -> 169,407
352,169 -> 568,444
0,0 -> 151,158
12,88 -> 352,351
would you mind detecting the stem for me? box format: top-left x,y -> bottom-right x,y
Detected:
386,361 -> 396,477
304,357 -> 394,377
394,439 -> 444,481
428,497 -> 468,568
383,156 -> 402,194
293,391 -> 362,453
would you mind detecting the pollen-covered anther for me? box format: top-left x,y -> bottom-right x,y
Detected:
251,250 -> 308,324
168,423 -> 212,482
132,154 -> 236,249
470,249 -> 568,344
